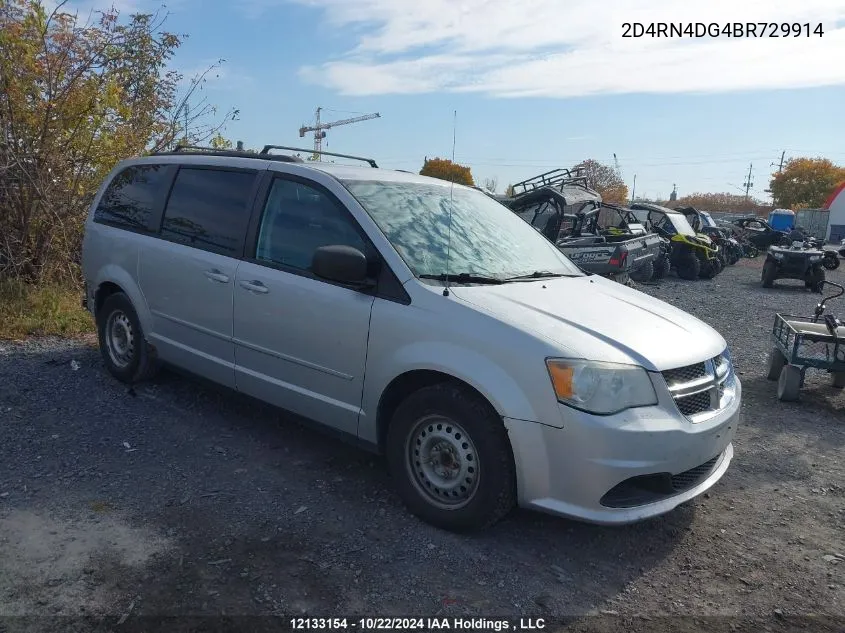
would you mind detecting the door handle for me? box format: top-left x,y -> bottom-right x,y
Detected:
239,280 -> 269,294
204,269 -> 230,283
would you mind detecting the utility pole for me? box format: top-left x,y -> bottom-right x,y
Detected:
743,163 -> 754,200
778,151 -> 785,172
630,174 -> 637,203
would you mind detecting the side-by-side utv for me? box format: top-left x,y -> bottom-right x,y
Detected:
630,203 -> 723,280
501,169 -> 662,285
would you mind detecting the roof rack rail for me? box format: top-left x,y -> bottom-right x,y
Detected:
511,167 -> 591,196
260,145 -> 378,168
152,145 -> 303,163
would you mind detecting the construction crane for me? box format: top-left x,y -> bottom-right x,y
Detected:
298,107 -> 380,161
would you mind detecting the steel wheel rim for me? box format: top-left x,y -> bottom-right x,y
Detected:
406,414 -> 480,510
106,310 -> 135,369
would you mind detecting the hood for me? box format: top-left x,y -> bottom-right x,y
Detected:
450,275 -> 726,371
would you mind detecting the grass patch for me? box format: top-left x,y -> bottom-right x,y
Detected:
0,279 -> 94,340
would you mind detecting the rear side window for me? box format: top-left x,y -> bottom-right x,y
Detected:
94,164 -> 170,231
160,168 -> 257,256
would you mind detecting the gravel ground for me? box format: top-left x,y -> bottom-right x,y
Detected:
0,257 -> 843,632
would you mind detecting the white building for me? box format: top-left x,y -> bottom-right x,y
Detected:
825,183 -> 845,242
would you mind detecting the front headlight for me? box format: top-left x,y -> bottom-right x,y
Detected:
773,252 -> 784,260
545,359 -> 658,415
809,255 -> 821,262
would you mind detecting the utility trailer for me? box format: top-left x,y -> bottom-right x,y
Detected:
501,169 -> 662,285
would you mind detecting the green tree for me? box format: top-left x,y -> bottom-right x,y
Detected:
769,157 -> 845,209
574,159 -> 629,204
0,0 -> 237,283
420,157 -> 475,186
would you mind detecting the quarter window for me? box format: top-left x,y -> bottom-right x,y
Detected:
94,164 -> 170,231
255,178 -> 368,271
160,168 -> 257,256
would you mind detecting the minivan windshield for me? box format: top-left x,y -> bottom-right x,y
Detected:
344,180 -> 584,281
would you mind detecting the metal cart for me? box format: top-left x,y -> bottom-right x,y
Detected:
767,281 -> 845,401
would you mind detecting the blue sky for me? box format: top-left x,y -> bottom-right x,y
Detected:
66,0 -> 845,202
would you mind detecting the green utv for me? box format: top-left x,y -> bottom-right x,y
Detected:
630,203 -> 723,280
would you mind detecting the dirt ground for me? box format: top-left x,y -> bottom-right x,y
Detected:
0,257 -> 842,632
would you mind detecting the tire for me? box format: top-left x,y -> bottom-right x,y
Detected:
386,383 -> 516,532
810,267 -> 826,293
651,256 -> 671,281
831,372 -> 845,389
767,348 -> 787,381
777,365 -> 802,402
699,256 -> 718,279
823,253 -> 839,270
96,292 -> 158,384
675,249 -> 700,280
629,260 -> 654,283
761,261 -> 777,288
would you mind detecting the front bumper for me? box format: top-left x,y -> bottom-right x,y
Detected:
504,377 -> 741,525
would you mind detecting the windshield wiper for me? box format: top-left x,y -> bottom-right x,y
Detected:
419,273 -> 504,285
504,270 -> 573,281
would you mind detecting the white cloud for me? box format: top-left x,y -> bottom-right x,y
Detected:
278,0 -> 845,97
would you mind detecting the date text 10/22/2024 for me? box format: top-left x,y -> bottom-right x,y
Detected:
622,22 -> 825,38
290,617 -> 547,631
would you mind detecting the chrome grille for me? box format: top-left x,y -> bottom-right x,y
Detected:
662,353 -> 735,421
662,362 -> 707,386
676,390 -> 711,416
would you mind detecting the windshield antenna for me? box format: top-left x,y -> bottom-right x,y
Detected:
443,109 -> 457,297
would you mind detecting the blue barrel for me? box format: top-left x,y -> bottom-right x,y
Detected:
769,208 -> 795,231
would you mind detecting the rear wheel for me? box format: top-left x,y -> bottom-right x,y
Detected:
777,365 -> 802,402
767,348 -> 787,381
386,383 -> 516,532
831,372 -> 845,389
629,260 -> 654,283
762,261 -> 778,288
675,249 -> 700,280
96,292 -> 157,384
651,256 -> 671,281
823,252 -> 839,270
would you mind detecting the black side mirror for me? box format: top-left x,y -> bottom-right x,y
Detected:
312,245 -> 374,287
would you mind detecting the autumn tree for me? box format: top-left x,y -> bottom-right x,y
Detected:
574,159 -> 628,204
671,192 -> 771,216
769,157 -> 845,209
420,157 -> 475,186
0,1 -> 237,283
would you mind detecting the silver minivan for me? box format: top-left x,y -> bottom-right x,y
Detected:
82,147 -> 740,532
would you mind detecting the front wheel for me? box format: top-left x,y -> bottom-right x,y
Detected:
823,253 -> 840,270
777,365 -> 802,402
762,261 -> 778,288
386,383 -> 516,532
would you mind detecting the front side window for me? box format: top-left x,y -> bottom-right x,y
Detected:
344,180 -> 582,280
94,164 -> 170,231
255,178 -> 368,271
160,168 -> 256,256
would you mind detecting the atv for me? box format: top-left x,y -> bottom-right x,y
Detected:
676,207 -> 741,265
502,168 -> 662,285
630,203 -> 723,280
803,236 -> 839,270
731,216 -> 789,251
762,240 -> 827,292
